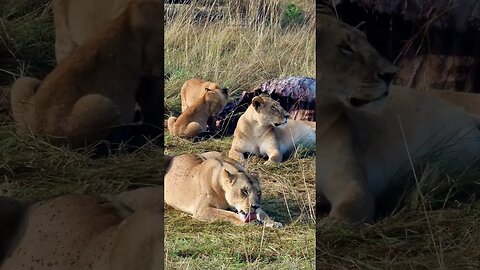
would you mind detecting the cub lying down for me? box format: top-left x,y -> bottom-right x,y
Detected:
167,89 -> 228,139
164,151 -> 283,228
229,95 -> 316,164
10,0 -> 163,147
0,189 -> 163,270
316,13 -> 480,224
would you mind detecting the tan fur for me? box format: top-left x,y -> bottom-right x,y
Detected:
53,0 -> 133,62
229,96 -> 316,164
167,89 -> 228,139
180,78 -> 225,111
164,152 -> 282,228
10,0 -> 163,147
0,192 -> 162,270
427,90 -> 480,122
316,14 -> 480,224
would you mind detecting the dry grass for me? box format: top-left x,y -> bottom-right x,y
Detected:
164,0 -> 315,115
164,0 -> 316,268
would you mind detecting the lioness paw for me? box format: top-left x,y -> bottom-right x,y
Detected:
265,221 -> 283,228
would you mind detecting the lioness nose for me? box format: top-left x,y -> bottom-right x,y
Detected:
284,114 -> 290,119
378,72 -> 395,85
251,204 -> 260,210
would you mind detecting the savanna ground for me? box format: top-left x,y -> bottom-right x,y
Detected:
164,0 -> 316,269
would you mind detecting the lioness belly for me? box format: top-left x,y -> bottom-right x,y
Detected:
350,88 -> 480,196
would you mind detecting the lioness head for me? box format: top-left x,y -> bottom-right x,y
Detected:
251,95 -> 290,127
204,88 -> 228,116
317,13 -> 397,110
219,157 -> 262,218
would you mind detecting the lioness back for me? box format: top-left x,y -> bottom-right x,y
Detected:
164,154 -> 205,214
181,78 -> 224,111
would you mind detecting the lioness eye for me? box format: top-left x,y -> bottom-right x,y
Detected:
241,189 -> 248,196
339,44 -> 354,55
271,107 -> 277,111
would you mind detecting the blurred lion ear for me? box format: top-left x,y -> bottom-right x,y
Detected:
252,96 -> 265,111
222,169 -> 237,183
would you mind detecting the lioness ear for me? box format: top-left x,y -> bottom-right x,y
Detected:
252,96 -> 264,111
222,169 -> 237,184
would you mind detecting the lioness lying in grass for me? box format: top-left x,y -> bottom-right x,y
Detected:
164,151 -> 283,228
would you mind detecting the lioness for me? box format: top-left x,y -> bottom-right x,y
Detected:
11,0 -> 163,147
167,89 -> 228,139
0,190 -> 163,270
229,95 -> 316,164
181,78 -> 226,111
316,12 -> 480,224
164,152 -> 283,228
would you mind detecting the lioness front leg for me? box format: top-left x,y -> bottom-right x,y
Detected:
256,208 -> 283,228
317,119 -> 375,224
265,147 -> 282,164
194,207 -> 245,225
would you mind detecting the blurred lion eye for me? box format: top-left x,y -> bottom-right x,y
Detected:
339,44 -> 354,55
241,189 -> 248,196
